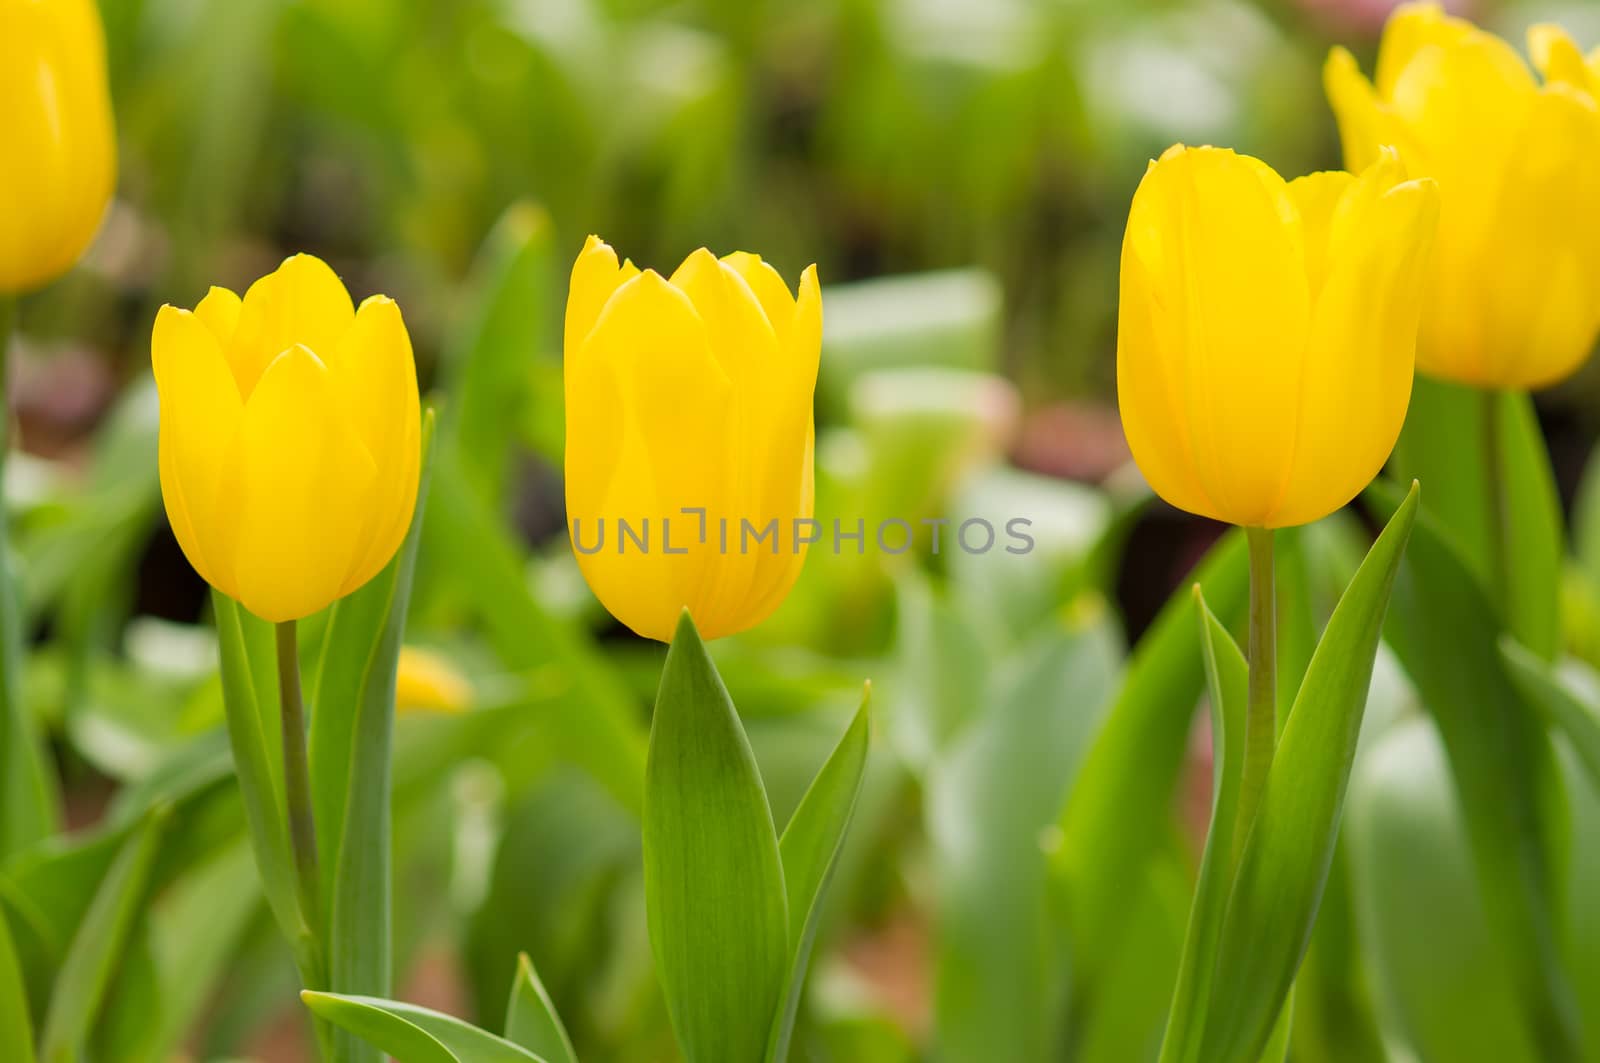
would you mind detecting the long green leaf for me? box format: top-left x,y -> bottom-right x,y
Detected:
316,412 -> 437,1063
302,991 -> 548,1063
1195,483 -> 1418,1063
1389,377 -> 1561,658
1372,479 -> 1581,1059
212,592 -> 311,967
1054,532 -> 1249,974
1158,590 -> 1248,1063
38,809 -> 166,1063
504,952 -> 577,1063
766,688 -> 872,1063
643,612 -> 788,1063
0,903 -> 32,1063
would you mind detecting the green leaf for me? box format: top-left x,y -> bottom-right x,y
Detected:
1371,478 -> 1582,1059
1054,531 -> 1249,974
643,612 -> 788,1063
0,903 -> 33,1063
766,688 -> 872,1063
38,808 -> 167,1063
302,991 -> 549,1063
213,590 -> 312,970
1158,590 -> 1248,1063
1389,377 -> 1561,658
1501,641 -> 1600,796
1346,719 -> 1541,1062
1195,483 -> 1418,1063
315,411 -> 437,1063
504,952 -> 577,1063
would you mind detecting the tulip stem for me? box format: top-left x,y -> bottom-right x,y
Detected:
275,621 -> 323,949
1482,389 -> 1511,618
1236,526 -> 1277,854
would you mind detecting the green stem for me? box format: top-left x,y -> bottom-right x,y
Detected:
1235,526 -> 1276,854
275,621 -> 323,953
1482,388 -> 1511,617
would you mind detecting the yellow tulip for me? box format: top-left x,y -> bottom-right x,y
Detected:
0,0 -> 117,292
564,236 -> 821,642
1327,3 -> 1600,389
153,254 -> 422,623
395,647 -> 472,715
1118,146 -> 1437,529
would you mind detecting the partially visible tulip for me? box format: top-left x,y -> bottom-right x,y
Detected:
396,647 -> 472,715
0,0 -> 117,292
1327,2 -> 1600,389
564,236 -> 821,643
153,254 -> 421,622
1118,145 -> 1437,528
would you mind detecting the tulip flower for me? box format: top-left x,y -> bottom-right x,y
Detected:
153,254 -> 422,622
0,0 -> 117,293
564,236 -> 821,643
1327,2 -> 1600,390
1117,145 -> 1437,529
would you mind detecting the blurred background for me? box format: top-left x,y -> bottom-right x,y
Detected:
11,0 -> 1600,1059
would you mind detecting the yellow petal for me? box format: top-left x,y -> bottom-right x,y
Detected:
565,271 -> 734,642
0,0 -> 116,293
564,235 -> 641,365
227,345 -> 377,622
1374,2 -> 1475,99
719,252 -> 796,338
1471,84 -> 1600,389
152,305 -> 245,595
668,248 -> 780,385
1529,24 -> 1598,98
194,286 -> 243,348
1118,146 -> 1310,527
227,254 -> 355,396
325,295 -> 422,594
1272,171 -> 1438,526
1325,48 -> 1427,176
1286,170 -> 1356,295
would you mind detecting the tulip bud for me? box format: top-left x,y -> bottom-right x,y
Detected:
153,254 -> 422,622
0,0 -> 117,292
1327,2 -> 1600,390
1117,145 -> 1438,528
564,236 -> 821,642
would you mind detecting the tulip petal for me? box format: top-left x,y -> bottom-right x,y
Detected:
565,235 -> 640,363
567,271 -> 735,641
1529,24 -> 1598,99
1272,172 -> 1437,527
1120,146 -> 1310,527
1286,170 -> 1356,295
228,345 -> 377,622
1473,84 -> 1600,388
327,296 -> 422,594
1374,2 -> 1475,99
1325,48 -> 1431,177
152,305 -> 244,595
227,254 -> 355,397
721,252 -> 797,338
194,286 -> 243,347
668,248 -> 780,384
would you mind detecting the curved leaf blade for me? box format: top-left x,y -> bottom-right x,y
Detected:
643,612 -> 788,1063
1196,483 -> 1418,1063
505,953 -> 578,1063
766,688 -> 872,1063
0,903 -> 32,1063
303,991 -> 548,1063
